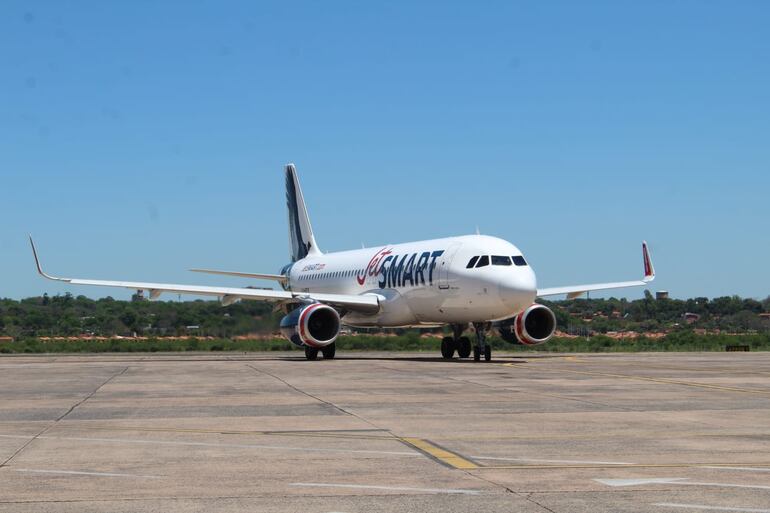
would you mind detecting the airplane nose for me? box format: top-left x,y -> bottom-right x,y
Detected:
498,269 -> 537,311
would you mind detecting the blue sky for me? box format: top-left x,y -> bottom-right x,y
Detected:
1,1 -> 768,300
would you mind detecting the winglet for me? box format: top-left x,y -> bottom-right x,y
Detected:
29,236 -> 68,282
642,241 -> 655,282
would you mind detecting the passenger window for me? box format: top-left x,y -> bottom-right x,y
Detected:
512,255 -> 528,266
476,255 -> 490,268
466,256 -> 479,268
492,255 -> 512,266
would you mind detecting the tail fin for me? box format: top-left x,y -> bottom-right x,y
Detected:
285,163 -> 322,262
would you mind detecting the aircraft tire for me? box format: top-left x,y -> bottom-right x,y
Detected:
305,347 -> 319,361
484,344 -> 492,361
457,337 -> 472,358
321,343 -> 336,360
441,337 -> 455,359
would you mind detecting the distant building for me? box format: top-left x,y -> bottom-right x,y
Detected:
759,313 -> 770,326
656,291 -> 669,300
131,289 -> 146,302
683,312 -> 701,324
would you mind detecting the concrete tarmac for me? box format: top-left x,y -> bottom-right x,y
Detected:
1,351 -> 769,512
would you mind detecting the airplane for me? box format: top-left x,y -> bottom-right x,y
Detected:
30,164 -> 655,361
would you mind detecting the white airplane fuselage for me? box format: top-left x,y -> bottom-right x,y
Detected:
286,234 -> 537,327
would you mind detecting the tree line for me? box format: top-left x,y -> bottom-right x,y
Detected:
1,292 -> 769,339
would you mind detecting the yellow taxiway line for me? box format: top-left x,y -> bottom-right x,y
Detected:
400,437 -> 479,469
476,462 -> 770,470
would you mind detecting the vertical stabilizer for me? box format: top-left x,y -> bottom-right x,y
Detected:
285,163 -> 322,262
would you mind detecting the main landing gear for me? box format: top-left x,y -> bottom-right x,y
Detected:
440,323 -> 490,361
305,343 -> 336,361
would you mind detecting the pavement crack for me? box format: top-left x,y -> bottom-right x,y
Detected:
55,366 -> 129,422
523,492 -> 559,513
0,366 -> 128,470
244,364 -> 385,432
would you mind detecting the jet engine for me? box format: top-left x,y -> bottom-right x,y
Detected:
498,304 -> 557,346
279,303 -> 341,348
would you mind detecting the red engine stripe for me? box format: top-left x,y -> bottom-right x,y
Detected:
298,304 -> 323,347
515,308 -> 538,345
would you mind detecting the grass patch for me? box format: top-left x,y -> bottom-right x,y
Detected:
1,331 -> 769,354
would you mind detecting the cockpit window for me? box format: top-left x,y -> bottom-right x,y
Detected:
466,256 -> 479,268
491,255 -> 512,266
512,255 -> 528,266
475,255 -> 490,268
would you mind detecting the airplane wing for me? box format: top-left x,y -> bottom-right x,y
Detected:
29,238 -> 379,313
537,242 -> 655,299
189,268 -> 289,284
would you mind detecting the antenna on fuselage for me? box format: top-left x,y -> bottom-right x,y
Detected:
475,225 -> 481,235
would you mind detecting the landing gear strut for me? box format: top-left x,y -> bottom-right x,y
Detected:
472,322 -> 492,362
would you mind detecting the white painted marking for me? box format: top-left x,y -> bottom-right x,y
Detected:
13,468 -> 160,479
0,434 -> 416,457
291,482 -> 481,495
654,503 -> 770,513
597,478 -> 688,486
701,466 -> 770,473
596,478 -> 770,491
473,455 -> 634,465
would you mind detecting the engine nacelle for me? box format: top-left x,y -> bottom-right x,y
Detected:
499,304 -> 557,346
279,303 -> 341,348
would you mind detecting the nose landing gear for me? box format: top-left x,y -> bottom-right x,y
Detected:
472,322 -> 492,362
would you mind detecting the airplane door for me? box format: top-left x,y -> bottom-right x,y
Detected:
438,242 -> 462,290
